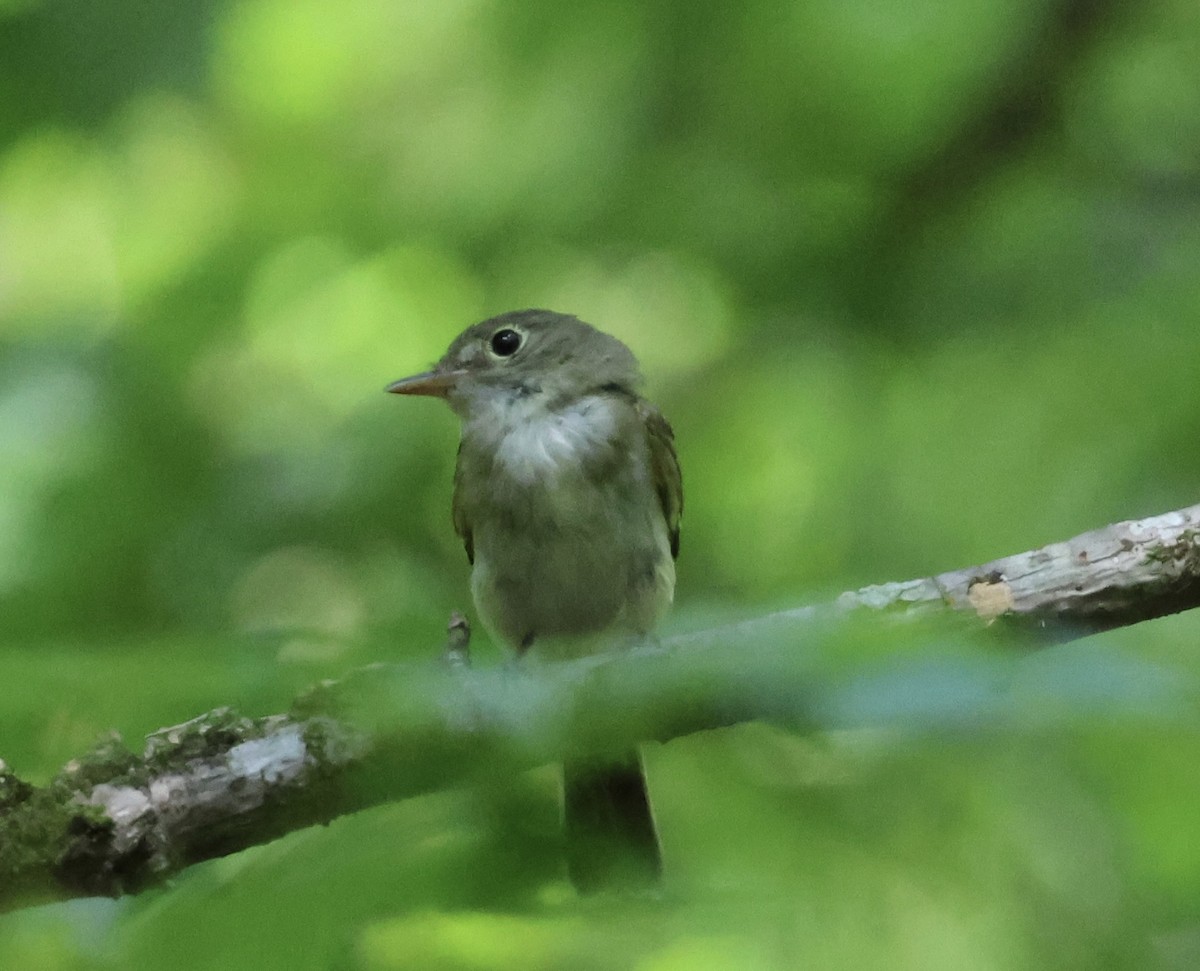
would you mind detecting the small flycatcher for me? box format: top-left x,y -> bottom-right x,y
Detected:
387,309 -> 682,892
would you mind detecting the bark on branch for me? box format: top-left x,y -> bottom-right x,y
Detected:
793,500 -> 1200,638
2,500 -> 1198,914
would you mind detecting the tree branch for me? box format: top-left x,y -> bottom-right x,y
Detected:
796,500 -> 1200,638
2,500 -> 1198,913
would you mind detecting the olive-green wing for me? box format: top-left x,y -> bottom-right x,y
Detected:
451,442 -> 474,565
638,400 -> 683,559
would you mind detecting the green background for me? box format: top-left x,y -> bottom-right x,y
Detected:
2,0 -> 1200,967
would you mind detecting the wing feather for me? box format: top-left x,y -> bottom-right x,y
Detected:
451,442 -> 474,564
637,400 -> 683,559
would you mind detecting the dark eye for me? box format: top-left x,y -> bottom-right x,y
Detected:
490,328 -> 522,357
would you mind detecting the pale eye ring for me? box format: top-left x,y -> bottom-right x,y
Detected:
490,328 -> 522,357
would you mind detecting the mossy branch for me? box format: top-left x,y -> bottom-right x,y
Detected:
2,500 -> 1198,914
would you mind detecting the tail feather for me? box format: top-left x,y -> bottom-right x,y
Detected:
562,750 -> 661,893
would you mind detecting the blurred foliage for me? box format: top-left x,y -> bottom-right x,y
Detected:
2,0 -> 1200,966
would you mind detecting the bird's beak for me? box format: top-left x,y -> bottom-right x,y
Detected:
385,369 -> 465,398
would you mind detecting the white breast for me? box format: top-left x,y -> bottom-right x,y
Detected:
481,393 -> 619,485
459,389 -> 672,649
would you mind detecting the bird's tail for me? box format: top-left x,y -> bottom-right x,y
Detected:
562,750 -> 661,893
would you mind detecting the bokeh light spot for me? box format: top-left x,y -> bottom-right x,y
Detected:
189,238 -> 482,451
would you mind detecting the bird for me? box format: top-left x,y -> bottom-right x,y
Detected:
386,308 -> 682,892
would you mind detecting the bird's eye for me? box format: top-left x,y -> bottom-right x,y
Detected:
490,328 -> 522,357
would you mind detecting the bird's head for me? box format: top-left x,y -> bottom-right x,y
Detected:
386,309 -> 640,418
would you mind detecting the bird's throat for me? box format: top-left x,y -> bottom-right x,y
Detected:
466,391 -> 621,487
